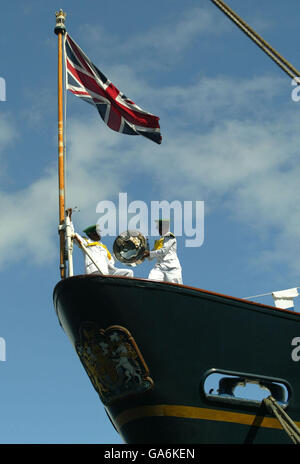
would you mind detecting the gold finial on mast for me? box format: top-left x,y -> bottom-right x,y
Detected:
54,9 -> 67,35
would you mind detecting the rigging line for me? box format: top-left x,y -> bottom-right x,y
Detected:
209,1 -> 300,302
211,0 -> 300,77
243,292 -> 275,300
243,287 -> 300,300
210,0 -> 300,80
210,0 -> 295,79
263,396 -> 300,444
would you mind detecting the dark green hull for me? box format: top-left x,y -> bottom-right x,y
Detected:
53,275 -> 300,443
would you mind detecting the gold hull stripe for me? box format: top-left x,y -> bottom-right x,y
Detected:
115,404 -> 300,430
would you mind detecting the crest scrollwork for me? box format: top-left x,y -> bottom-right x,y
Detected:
75,322 -> 154,405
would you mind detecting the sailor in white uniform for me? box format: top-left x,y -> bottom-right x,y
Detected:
145,219 -> 182,284
74,224 -> 134,277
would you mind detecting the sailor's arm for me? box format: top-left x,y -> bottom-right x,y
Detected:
74,233 -> 110,275
73,232 -> 84,247
107,256 -> 116,271
65,208 -> 79,244
65,211 -> 84,247
148,236 -> 176,259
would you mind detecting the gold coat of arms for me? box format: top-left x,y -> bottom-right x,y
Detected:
75,322 -> 154,405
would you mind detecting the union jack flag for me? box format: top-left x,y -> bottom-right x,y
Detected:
64,33 -> 162,144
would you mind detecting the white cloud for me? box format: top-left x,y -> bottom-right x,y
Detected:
107,74 -> 300,276
0,118 -> 132,270
78,5 -> 229,71
0,115 -> 15,148
0,112 -> 18,184
0,66 -> 299,278
0,170 -> 58,267
123,6 -> 227,56
77,4 -> 276,74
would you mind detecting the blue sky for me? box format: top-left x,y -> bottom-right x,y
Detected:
1,0 -> 300,444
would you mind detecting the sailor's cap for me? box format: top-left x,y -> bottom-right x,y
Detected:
155,219 -> 170,224
83,225 -> 98,235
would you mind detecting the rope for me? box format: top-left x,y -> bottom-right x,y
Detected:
210,0 -> 300,80
263,396 -> 300,444
243,291 -> 276,300
73,235 -> 104,275
209,0 -> 300,302
243,286 -> 300,300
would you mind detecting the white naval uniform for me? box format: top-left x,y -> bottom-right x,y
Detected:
75,233 -> 133,277
148,232 -> 182,284
106,252 -> 134,278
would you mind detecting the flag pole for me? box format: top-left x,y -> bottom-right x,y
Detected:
55,10 -> 67,279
